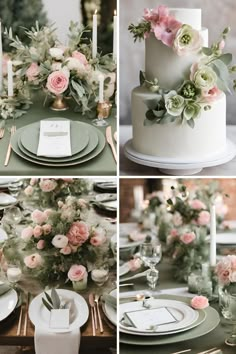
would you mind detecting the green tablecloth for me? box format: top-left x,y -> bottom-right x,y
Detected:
120,260 -> 235,354
0,95 -> 117,176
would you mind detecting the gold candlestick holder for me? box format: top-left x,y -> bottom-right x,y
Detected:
92,101 -> 112,127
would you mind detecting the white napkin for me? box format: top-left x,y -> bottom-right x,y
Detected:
37,120 -> 72,157
34,327 -> 81,354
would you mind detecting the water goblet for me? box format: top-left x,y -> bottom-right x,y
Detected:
8,179 -> 23,198
3,206 -> 22,226
225,294 -> 236,346
140,242 -> 162,291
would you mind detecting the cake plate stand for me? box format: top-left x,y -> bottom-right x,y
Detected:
124,139 -> 236,176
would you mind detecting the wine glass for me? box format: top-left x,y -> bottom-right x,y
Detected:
225,294 -> 236,346
140,242 -> 162,291
8,179 -> 23,198
3,207 -> 22,226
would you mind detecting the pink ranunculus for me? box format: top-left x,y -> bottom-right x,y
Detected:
24,185 -> 34,196
202,86 -> 223,103
24,253 -> 42,269
30,178 -> 39,186
21,226 -> 34,241
72,51 -> 88,66
42,224 -> 52,235
68,264 -> 87,281
46,70 -> 69,95
143,5 -> 169,23
60,246 -> 72,255
190,199 -> 206,210
128,258 -> 142,272
180,232 -> 196,245
33,225 -> 43,238
31,209 -> 48,225
191,296 -> 209,310
37,240 -> 45,250
26,62 -> 40,82
39,179 -> 57,192
153,16 -> 182,47
90,234 -> 107,246
129,230 -> 147,242
197,210 -> 211,226
66,221 -> 90,246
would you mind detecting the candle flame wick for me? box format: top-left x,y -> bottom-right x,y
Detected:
95,9 -> 97,15
114,10 -> 117,16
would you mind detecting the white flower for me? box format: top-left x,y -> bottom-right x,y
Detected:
66,57 -> 86,73
51,235 -> 68,249
29,47 -> 37,55
49,47 -> 64,60
173,24 -> 203,56
193,66 -> 217,91
172,212 -> 183,226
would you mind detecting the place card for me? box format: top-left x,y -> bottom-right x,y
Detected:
49,309 -> 70,329
124,307 -> 177,330
37,120 -> 72,157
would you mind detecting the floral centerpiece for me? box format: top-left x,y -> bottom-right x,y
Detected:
129,5 -> 236,128
3,195 -> 112,285
6,22 -> 116,115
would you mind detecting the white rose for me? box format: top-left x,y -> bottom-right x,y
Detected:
49,47 -> 64,60
29,47 -> 37,55
51,235 -> 68,249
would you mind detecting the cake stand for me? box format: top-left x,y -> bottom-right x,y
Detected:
124,139 -> 236,175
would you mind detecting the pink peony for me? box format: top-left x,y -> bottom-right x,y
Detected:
37,240 -> 45,250
72,51 -> 88,66
143,5 -> 169,23
21,226 -> 34,241
190,199 -> 206,210
24,253 -> 42,269
197,210 -> 210,226
42,224 -> 52,235
24,185 -> 34,196
33,225 -> 43,238
60,246 -> 72,255
153,16 -> 182,47
39,179 -> 57,192
191,296 -> 209,309
67,221 -> 89,246
128,258 -> 142,272
46,70 -> 69,95
26,62 -> 40,82
180,232 -> 196,244
31,210 -> 48,225
68,264 -> 87,281
202,86 -> 223,103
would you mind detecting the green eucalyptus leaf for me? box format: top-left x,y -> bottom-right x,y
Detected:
160,114 -> 177,125
152,109 -> 165,118
144,118 -> 156,126
187,119 -> 195,129
71,80 -> 85,98
202,47 -> 213,56
139,71 -> 146,86
44,291 -> 53,306
212,60 -> 231,93
145,109 -> 156,121
218,53 -> 233,65
42,298 -> 53,312
144,96 -> 162,110
51,288 -> 60,309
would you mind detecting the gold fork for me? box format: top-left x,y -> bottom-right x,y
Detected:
0,128 -> 5,139
4,125 -> 16,166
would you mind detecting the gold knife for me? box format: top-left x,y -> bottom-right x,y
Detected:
106,126 -> 117,163
88,294 -> 96,335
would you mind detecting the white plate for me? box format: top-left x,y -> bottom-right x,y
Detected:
29,289 -> 89,333
0,193 -> 17,206
0,228 -> 8,243
119,263 -> 131,277
119,299 -> 199,335
0,287 -> 18,321
104,289 -> 117,326
216,233 -> 236,245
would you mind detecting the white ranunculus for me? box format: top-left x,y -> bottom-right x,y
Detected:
173,24 -> 203,56
52,234 -> 68,249
193,66 -> 217,91
49,47 -> 64,60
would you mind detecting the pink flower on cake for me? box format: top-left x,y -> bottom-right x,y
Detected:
52,235 -> 68,249
68,264 -> 87,281
143,5 -> 169,23
66,221 -> 89,246
33,225 -> 43,238
72,51 -> 88,66
128,258 -> 142,271
202,86 -> 223,103
219,39 -> 225,51
24,185 -> 34,196
191,296 -> 209,309
24,253 -> 42,269
26,62 -> 40,81
197,210 -> 210,226
153,16 -> 182,47
39,179 -> 57,192
31,210 -> 48,225
46,70 -> 69,95
180,232 -> 196,244
37,240 -> 45,250
173,25 -> 203,56
21,226 -> 34,241
60,246 -> 72,255
42,224 -> 52,235
189,199 -> 206,210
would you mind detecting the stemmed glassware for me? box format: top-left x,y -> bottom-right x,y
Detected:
225,294 -> 236,346
139,241 -> 162,291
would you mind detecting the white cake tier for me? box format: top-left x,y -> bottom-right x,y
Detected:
145,28 -> 208,88
131,86 -> 227,161
169,8 -> 202,30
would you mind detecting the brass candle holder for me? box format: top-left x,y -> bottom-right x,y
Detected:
92,101 -> 112,127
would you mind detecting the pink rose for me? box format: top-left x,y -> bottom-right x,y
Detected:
42,224 -> 52,235
202,86 -> 223,103
197,211 -> 210,226
128,258 -> 142,272
26,62 -> 40,81
31,210 -> 48,225
37,240 -> 45,250
46,70 -> 69,95
52,235 -> 68,249
33,225 -> 43,238
24,185 -> 34,196
39,179 -> 57,192
21,226 -> 34,241
60,246 -> 72,255
30,178 -> 39,186
44,209 -> 53,218
24,253 -> 42,269
72,51 -> 88,66
129,230 -> 147,242
170,229 -> 178,237
90,234 -> 107,246
180,232 -> 196,244
173,212 -> 183,227
66,221 -> 89,246
68,264 -> 87,281
190,199 -> 206,210
191,296 -> 209,309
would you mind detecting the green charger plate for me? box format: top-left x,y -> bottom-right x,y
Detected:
20,119 -> 90,156
11,128 -> 106,167
18,126 -> 99,163
119,294 -> 220,345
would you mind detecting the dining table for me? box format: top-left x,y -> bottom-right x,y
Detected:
0,94 -> 117,176
119,258 -> 235,354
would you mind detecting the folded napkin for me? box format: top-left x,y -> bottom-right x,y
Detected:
37,120 -> 72,157
0,283 -> 11,296
35,327 -> 81,354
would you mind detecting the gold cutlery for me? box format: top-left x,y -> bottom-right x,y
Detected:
23,292 -> 29,336
4,125 -> 16,166
0,128 -> 5,139
197,349 -> 218,354
106,126 -> 117,163
88,294 -> 96,336
170,350 -> 191,354
16,306 -> 23,336
94,294 -> 104,333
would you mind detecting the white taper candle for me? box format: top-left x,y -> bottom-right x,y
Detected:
92,10 -> 98,59
0,21 -> 3,94
210,204 -> 216,267
113,10 -> 117,61
7,60 -> 14,97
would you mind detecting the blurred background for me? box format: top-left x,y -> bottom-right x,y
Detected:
120,178 -> 236,222
120,0 -> 236,125
0,0 -> 116,53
